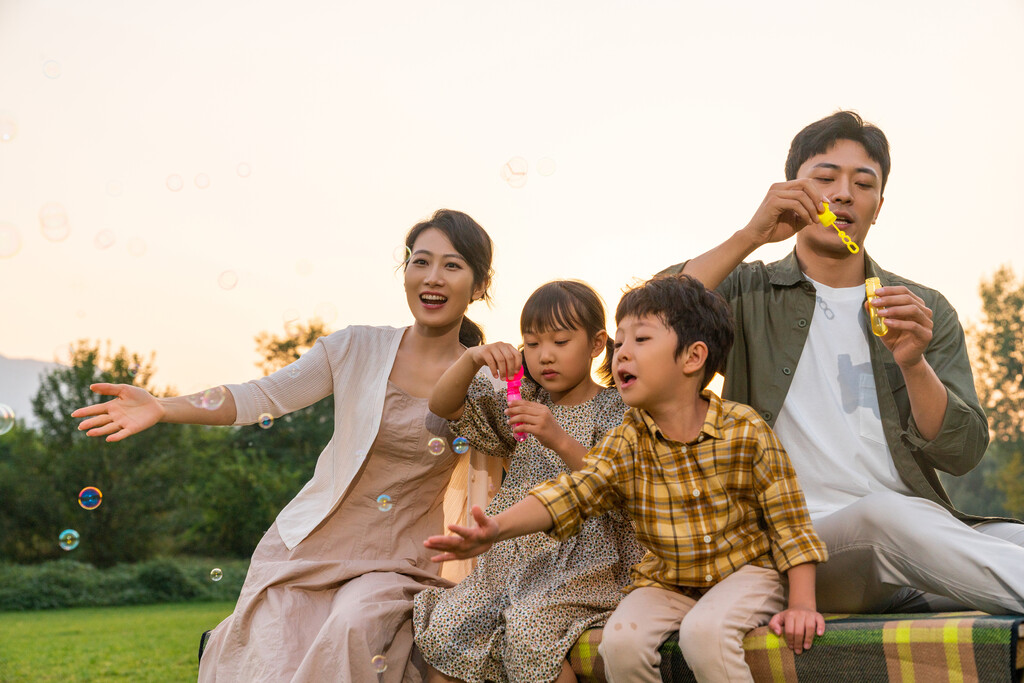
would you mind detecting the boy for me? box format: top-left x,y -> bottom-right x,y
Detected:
425,274 -> 828,683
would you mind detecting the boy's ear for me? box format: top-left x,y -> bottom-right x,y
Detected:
591,330 -> 608,359
682,341 -> 709,375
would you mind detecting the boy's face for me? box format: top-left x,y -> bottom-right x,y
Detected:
795,138 -> 885,256
613,314 -> 684,409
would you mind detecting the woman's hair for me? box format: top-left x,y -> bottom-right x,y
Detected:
520,280 -> 614,387
403,209 -> 494,347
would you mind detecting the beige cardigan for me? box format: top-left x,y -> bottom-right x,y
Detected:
226,325 -> 499,580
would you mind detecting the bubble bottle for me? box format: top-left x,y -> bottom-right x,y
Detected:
506,367 -> 527,443
865,277 -> 888,337
818,201 -> 859,254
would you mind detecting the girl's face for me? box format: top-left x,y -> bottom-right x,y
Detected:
522,325 -> 606,402
404,228 -> 485,333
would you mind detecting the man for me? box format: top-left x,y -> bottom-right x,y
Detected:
662,111 -> 1024,614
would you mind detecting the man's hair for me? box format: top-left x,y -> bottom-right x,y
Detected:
615,274 -> 734,388
785,111 -> 891,194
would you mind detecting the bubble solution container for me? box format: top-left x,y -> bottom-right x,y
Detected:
506,367 -> 527,443
865,277 -> 888,337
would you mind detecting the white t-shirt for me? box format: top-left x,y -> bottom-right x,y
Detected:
773,277 -> 912,520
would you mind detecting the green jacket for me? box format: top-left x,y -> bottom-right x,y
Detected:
661,251 -> 993,524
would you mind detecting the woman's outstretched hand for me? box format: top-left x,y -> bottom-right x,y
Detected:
71,383 -> 163,442
425,505 -> 499,562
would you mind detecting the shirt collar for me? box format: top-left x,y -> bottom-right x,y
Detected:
769,248 -> 884,286
634,389 -> 724,444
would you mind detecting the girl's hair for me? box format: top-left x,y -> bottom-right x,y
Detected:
520,280 -> 614,387
404,209 -> 494,347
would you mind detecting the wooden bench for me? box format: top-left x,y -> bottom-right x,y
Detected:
568,612 -> 1024,683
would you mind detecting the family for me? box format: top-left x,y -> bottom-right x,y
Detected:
72,111 -> 1024,683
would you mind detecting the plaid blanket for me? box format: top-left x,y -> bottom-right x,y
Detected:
569,612 -> 1024,683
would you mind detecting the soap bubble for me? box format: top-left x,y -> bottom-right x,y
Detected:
314,302 -> 337,324
217,270 -> 238,290
376,494 -> 392,512
452,437 -> 470,454
0,404 -> 15,435
166,174 -> 184,192
371,654 -> 387,673
94,230 -> 116,250
500,157 -> 528,189
287,365 -> 300,379
127,237 -> 147,257
210,568 -> 223,582
427,437 -> 446,456
0,113 -> 17,142
43,60 -> 62,79
39,203 -> 70,242
194,173 -> 210,190
128,362 -> 140,377
295,259 -> 313,277
59,529 -> 80,551
0,223 -> 22,258
78,486 -> 102,510
393,245 -> 411,265
236,162 -> 252,178
258,413 -> 274,429
536,157 -> 557,176
186,387 -> 227,411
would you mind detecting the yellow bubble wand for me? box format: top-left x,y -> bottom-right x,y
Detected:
817,201 -> 859,254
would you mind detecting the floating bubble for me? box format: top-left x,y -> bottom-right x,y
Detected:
210,567 -> 223,582
127,237 -> 146,257
217,270 -> 238,290
452,437 -> 470,455
536,157 -> 557,176
236,162 -> 252,178
427,437 -> 446,456
282,309 -> 300,325
128,362 -> 140,377
376,494 -> 392,512
166,174 -> 184,192
194,173 -> 210,190
392,245 -> 411,265
0,113 -> 17,142
313,302 -> 337,324
0,404 -> 14,435
0,223 -> 22,258
43,60 -> 62,79
186,387 -> 227,411
258,413 -> 274,429
78,486 -> 102,510
287,365 -> 300,379
295,259 -> 313,277
500,157 -> 528,189
371,654 -> 387,673
94,230 -> 116,250
39,203 -> 70,242
59,529 -> 80,551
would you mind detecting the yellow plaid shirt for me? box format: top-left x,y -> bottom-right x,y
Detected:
529,391 -> 828,594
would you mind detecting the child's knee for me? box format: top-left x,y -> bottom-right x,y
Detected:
677,610 -> 742,668
599,620 -> 658,678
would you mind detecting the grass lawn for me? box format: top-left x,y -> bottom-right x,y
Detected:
0,601 -> 234,682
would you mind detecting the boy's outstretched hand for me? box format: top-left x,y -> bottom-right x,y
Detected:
768,607 -> 825,655
425,506 -> 499,562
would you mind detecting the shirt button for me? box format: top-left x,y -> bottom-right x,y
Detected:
697,434 -> 704,442
798,318 -> 808,328
762,411 -> 772,421
705,574 -> 714,582
692,489 -> 701,497
782,367 -> 792,375
703,535 -> 712,543
680,446 -> 687,454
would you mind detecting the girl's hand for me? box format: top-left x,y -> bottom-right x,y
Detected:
424,506 -> 499,562
467,342 -> 521,381
70,383 -> 163,442
768,607 -> 825,654
505,400 -> 569,451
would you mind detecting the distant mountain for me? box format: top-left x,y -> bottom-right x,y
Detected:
0,354 -> 62,428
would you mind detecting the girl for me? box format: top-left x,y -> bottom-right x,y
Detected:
72,209 -> 496,682
414,280 -> 645,683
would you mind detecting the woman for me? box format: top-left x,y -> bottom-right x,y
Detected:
72,209 -> 498,681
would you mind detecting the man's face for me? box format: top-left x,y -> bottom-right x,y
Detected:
796,139 -> 885,256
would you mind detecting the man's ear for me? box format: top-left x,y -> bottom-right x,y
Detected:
591,330 -> 608,359
682,342 -> 709,376
871,195 -> 885,224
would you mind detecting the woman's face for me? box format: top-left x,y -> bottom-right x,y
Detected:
404,228 -> 485,332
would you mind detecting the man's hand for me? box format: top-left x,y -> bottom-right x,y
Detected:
743,179 -> 825,247
768,606 -> 825,654
424,506 -> 499,562
866,285 -> 933,369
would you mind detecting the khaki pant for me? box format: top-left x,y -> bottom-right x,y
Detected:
814,491 -> 1024,615
597,564 -> 786,683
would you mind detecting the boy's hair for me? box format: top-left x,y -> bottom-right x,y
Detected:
615,274 -> 734,389
785,110 -> 892,195
521,280 -> 614,387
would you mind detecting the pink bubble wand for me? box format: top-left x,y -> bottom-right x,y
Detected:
506,367 -> 527,443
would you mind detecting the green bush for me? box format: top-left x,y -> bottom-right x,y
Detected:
0,557 -> 249,612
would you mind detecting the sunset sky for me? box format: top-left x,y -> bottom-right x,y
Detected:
2,0 -> 1022,399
